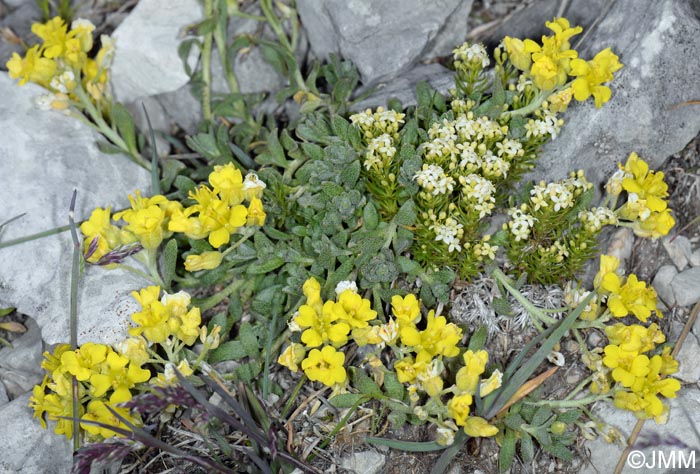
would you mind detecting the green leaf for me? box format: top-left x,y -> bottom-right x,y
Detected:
160,159 -> 185,193
381,399 -> 412,414
363,201 -> 379,230
186,133 -> 220,160
340,160 -> 361,187
257,129 -> 289,167
468,326 -> 487,351
111,103 -> 138,155
247,256 -> 285,274
504,413 -> 525,431
531,406 -> 553,427
174,175 -> 197,197
499,428 -> 516,473
383,371 -> 405,400
96,141 -> 124,155
207,311 -> 232,335
329,393 -> 368,409
529,425 -> 552,446
239,323 -> 259,357
556,409 -> 582,424
366,437 -> 445,452
162,239 -> 178,290
235,360 -> 262,382
397,256 -> 421,275
0,307 -> 14,317
394,199 -> 416,226
209,340 -> 248,362
387,411 -> 407,429
520,431 -> 535,462
492,296 -> 513,316
353,370 -> 382,397
542,442 -> 573,461
330,115 -> 350,140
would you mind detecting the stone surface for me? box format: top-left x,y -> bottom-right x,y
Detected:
674,318 -> 700,383
652,265 -> 678,309
297,0 -> 474,84
0,1 -> 40,67
339,450 -> 386,474
0,380 -> 7,405
0,318 -> 43,398
605,228 -> 634,267
111,0 -> 201,103
582,387 -> 700,474
351,63 -> 455,112
531,0 -> 700,186
690,248 -> 700,267
0,393 -> 72,473
0,72 -> 150,345
662,236 -> 692,271
671,267 -> 700,307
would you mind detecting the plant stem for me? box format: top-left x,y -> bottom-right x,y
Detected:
492,268 -> 557,329
527,393 -> 610,408
68,190 -> 81,451
201,0 -> 214,121
196,279 -> 244,312
508,90 -> 546,117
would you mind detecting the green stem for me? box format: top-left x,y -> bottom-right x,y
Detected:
493,269 -> 555,329
508,90 -> 547,117
281,375 -> 307,419
195,279 -> 244,312
221,229 -> 255,257
0,224 -> 71,249
564,373 -> 596,401
527,393 -> 611,408
110,263 -> 157,284
202,0 -> 214,121
68,190 -> 81,451
73,85 -> 150,170
144,247 -> 166,287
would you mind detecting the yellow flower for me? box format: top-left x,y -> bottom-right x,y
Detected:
479,369 -> 502,396
333,290 -> 377,329
209,163 -> 244,204
246,197 -> 266,226
41,344 -> 71,373
89,350 -> 150,402
463,416 -> 499,437
81,400 -> 136,439
391,294 -> 421,328
631,209 -> 675,239
503,37 -> 531,71
416,356 -> 444,397
184,251 -> 223,272
606,274 -> 658,322
301,346 -> 347,387
351,325 -> 383,346
60,343 -> 109,381
569,48 -> 622,108
456,350 -> 488,394
129,286 -> 172,343
302,277 -> 323,311
115,337 -> 149,366
399,310 -> 462,358
162,291 -> 201,345
32,17 -> 68,59
530,55 -> 564,91
621,153 -> 668,212
6,45 -> 57,86
447,393 -> 473,426
294,300 -> 350,348
152,360 -> 194,387
603,345 -> 649,388
594,254 -> 620,290
278,343 -> 306,372
546,88 -> 573,113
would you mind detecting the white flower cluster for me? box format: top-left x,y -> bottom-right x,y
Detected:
472,236 -> 498,261
530,172 -> 592,212
525,110 -> 562,139
364,133 -> 397,170
414,164 -> 455,195
430,217 -> 464,252
537,240 -> 569,263
350,106 -> 405,140
481,151 -> 511,179
335,280 -> 358,296
507,207 -> 536,241
453,42 -> 490,69
459,174 -> 496,218
579,207 -> 617,233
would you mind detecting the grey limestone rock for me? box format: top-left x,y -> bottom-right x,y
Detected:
662,235 -> 692,272
0,73 -> 150,345
0,317 -> 43,398
0,393 -> 72,473
671,267 -> 700,308
652,264 -> 678,309
297,0 -> 474,84
339,450 -> 386,474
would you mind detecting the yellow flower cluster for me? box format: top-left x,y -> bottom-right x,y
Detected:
588,323 -> 680,423
279,280 -> 501,443
29,287 -> 219,440
6,17 -> 114,106
29,342 -> 149,440
81,163 -> 266,271
504,18 -> 622,107
169,164 -> 266,250
130,286 -> 202,345
610,152 -> 675,239
594,255 -> 659,323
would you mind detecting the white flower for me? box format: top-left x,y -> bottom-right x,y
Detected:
430,217 -> 464,252
495,139 -> 523,158
49,70 -> 76,94
414,164 -> 455,195
457,144 -> 482,171
436,426 -> 456,446
378,319 -> 399,345
350,109 -> 375,128
453,42 -> 490,69
605,168 -> 627,196
460,174 -> 495,218
481,151 -> 510,179
507,208 -> 535,241
71,18 -> 95,31
335,280 -> 358,296
242,171 -> 267,198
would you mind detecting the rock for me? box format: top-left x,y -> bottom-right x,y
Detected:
671,267 -> 700,307
0,380 -> 7,405
339,450 -> 386,474
111,0 -> 201,103
531,0 -> 700,187
297,0 -> 474,84
675,336 -> 700,384
0,1 -> 41,67
0,318 -> 43,398
351,63 -> 455,111
652,265 -> 678,309
582,387 -> 700,474
0,393 -> 72,473
0,72 -> 151,345
605,228 -> 634,268
662,236 -> 693,271
690,248 -> 700,267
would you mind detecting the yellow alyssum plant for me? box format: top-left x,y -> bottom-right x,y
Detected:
29,287 -> 221,440
278,278 -> 502,445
